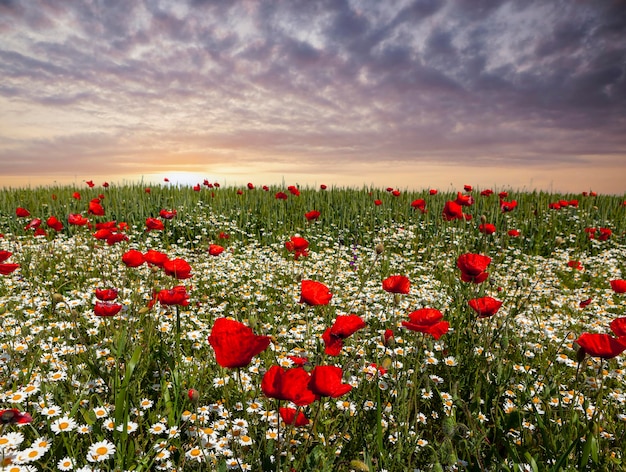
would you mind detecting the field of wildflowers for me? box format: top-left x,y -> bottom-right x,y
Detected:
0,181 -> 625,472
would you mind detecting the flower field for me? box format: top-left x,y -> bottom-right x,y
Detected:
0,181 -> 625,472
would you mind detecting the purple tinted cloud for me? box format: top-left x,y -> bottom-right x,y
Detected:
0,0 -> 624,190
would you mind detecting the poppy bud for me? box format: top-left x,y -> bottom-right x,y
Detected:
137,307 -> 151,315
575,345 -> 587,363
52,293 -> 64,305
480,214 -> 487,224
381,357 -> 393,370
555,236 -> 564,246
349,460 -> 369,471
295,272 -> 303,282
187,389 -> 200,404
0,305 -> 5,315
375,243 -> 384,254
442,417 -> 456,437
383,329 -> 394,347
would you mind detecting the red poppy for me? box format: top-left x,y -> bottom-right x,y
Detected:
575,333 -> 626,359
94,301 -> 123,317
610,280 -> 626,294
163,258 -> 192,279
275,192 -> 288,200
158,286 -> 190,306
567,260 -> 583,270
98,219 -> 120,230
320,184 -> 327,190
300,280 -> 332,306
209,244 -> 224,256
46,216 -> 64,231
305,210 -> 321,221
208,318 -> 271,368
374,199 -> 382,206
262,185 -> 269,191
442,201 -> 464,221
159,209 -> 177,220
0,251 -> 11,263
383,329 -> 394,345
88,199 -> 105,216
457,253 -> 491,284
102,182 -> 109,188
68,214 -> 89,226
107,233 -> 128,245
218,232 -> 230,239
288,356 -> 309,366
392,190 -> 401,197
464,184 -> 473,192
93,229 -> 112,240
122,249 -> 145,267
261,365 -> 317,406
429,189 -> 438,195
95,288 -> 118,301
237,189 -> 243,195
285,236 -> 309,260
569,200 -> 579,208
500,199 -> 517,212
579,298 -> 592,308
455,192 -> 474,207
203,179 -> 212,187
144,249 -> 169,267
479,223 -> 496,235
72,192 -> 81,200
480,189 -> 493,197
33,227 -> 46,237
322,314 -> 366,356
598,228 -> 612,241
507,229 -> 520,237
0,409 -> 32,425
145,187 -> 151,193
410,199 -> 426,213
86,180 -> 95,187
247,182 -> 255,190
468,297 -> 503,318
498,191 -> 508,198
382,275 -> 410,294
279,407 -> 310,426
146,217 -> 165,231
288,185 -> 300,196
610,317 -> 626,337
401,308 -> 449,339
25,218 -> 42,230
0,264 -> 19,275
308,365 -> 352,398
15,207 -> 30,217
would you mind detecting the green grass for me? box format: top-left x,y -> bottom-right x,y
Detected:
0,182 -> 625,471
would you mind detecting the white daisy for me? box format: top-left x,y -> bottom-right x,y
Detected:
87,439 -> 116,462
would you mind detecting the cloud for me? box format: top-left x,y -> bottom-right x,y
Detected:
0,0 -> 625,192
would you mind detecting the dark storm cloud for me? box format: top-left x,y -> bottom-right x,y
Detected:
0,0 -> 625,186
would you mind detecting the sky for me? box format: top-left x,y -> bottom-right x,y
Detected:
1,0 -> 625,194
